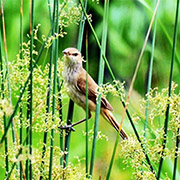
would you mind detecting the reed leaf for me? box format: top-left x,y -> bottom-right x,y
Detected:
6,122 -> 35,179
108,0 -> 160,177
85,28 -> 89,177
1,1 -> 16,176
79,0 -> 88,176
40,0 -> 56,177
19,0 -> 24,179
63,0 -> 87,168
0,27 -> 49,146
63,100 -> 74,168
0,14 -> 9,177
57,78 -> 63,166
49,0 -> 59,179
144,0 -> 158,138
157,0 -> 180,179
28,0 -> 35,179
106,133 -> 118,180
80,0 -> 156,175
89,0 -> 109,176
173,128 -> 180,180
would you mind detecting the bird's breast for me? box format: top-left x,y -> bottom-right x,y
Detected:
62,64 -> 96,111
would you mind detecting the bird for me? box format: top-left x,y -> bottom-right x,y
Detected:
62,47 -> 128,140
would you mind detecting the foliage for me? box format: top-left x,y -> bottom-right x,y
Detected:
0,0 -> 180,180
120,83 -> 180,179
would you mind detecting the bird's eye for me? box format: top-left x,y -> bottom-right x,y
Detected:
73,53 -> 78,56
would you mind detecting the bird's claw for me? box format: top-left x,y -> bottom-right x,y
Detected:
59,124 -> 75,132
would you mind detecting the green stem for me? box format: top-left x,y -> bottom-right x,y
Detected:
89,0 -> 109,176
0,28 -> 48,145
1,0 -> 16,149
106,133 -> 119,180
77,0 -> 87,51
63,100 -> 74,168
3,115 -> 9,177
6,122 -> 35,179
40,0 -> 56,178
19,0 -> 23,179
85,28 -> 89,177
57,78 -> 63,166
28,0 -> 35,179
49,0 -> 59,179
0,1 -> 10,177
144,0 -> 157,138
172,128 -> 180,180
80,0 -> 156,176
63,0 -> 87,169
78,0 -> 88,176
157,0 -> 180,179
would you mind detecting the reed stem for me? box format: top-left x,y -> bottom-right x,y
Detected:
40,1 -> 56,178
49,0 -> 59,179
63,100 -> 74,168
28,0 -> 35,179
63,0 -> 87,169
57,78 -> 63,166
1,1 -> 10,177
0,24 -> 52,146
144,1 -> 157,138
85,28 -> 89,177
19,0 -> 24,179
157,0 -> 180,179
89,0 -> 109,176
80,0 -> 156,176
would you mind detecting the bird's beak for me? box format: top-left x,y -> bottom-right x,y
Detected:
63,49 -> 69,56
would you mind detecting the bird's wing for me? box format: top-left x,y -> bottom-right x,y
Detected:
76,68 -> 113,111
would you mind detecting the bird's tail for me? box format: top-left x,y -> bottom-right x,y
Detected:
101,108 -> 128,140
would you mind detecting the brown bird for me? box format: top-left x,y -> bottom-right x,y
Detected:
62,47 -> 128,140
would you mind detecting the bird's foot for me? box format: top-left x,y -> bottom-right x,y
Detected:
59,124 -> 75,132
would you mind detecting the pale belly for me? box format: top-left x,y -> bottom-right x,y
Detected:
63,65 -> 96,112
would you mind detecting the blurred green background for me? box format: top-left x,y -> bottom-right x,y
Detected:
1,0 -> 180,179
3,0 -> 180,93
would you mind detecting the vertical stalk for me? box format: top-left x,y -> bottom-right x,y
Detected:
58,0 -> 65,168
157,0 -> 179,179
57,78 -> 63,166
63,0 -> 87,169
3,6 -> 16,149
40,1 -> 56,178
77,0 -> 87,51
0,30 -> 49,146
106,133 -> 118,180
144,0 -> 157,138
173,128 -> 180,180
1,0 -> 15,176
1,0 -> 12,105
0,17 -> 3,101
6,123 -> 34,179
2,0 -> 19,176
89,0 -> 109,176
27,0 -> 35,179
0,16 -> 9,178
19,0 -> 24,179
85,28 -> 89,177
49,0 -> 59,179
3,109 -> 9,177
80,1 -> 155,175
1,31 -> 52,180
63,100 -> 74,168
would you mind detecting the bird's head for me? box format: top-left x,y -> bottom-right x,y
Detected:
63,47 -> 83,66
